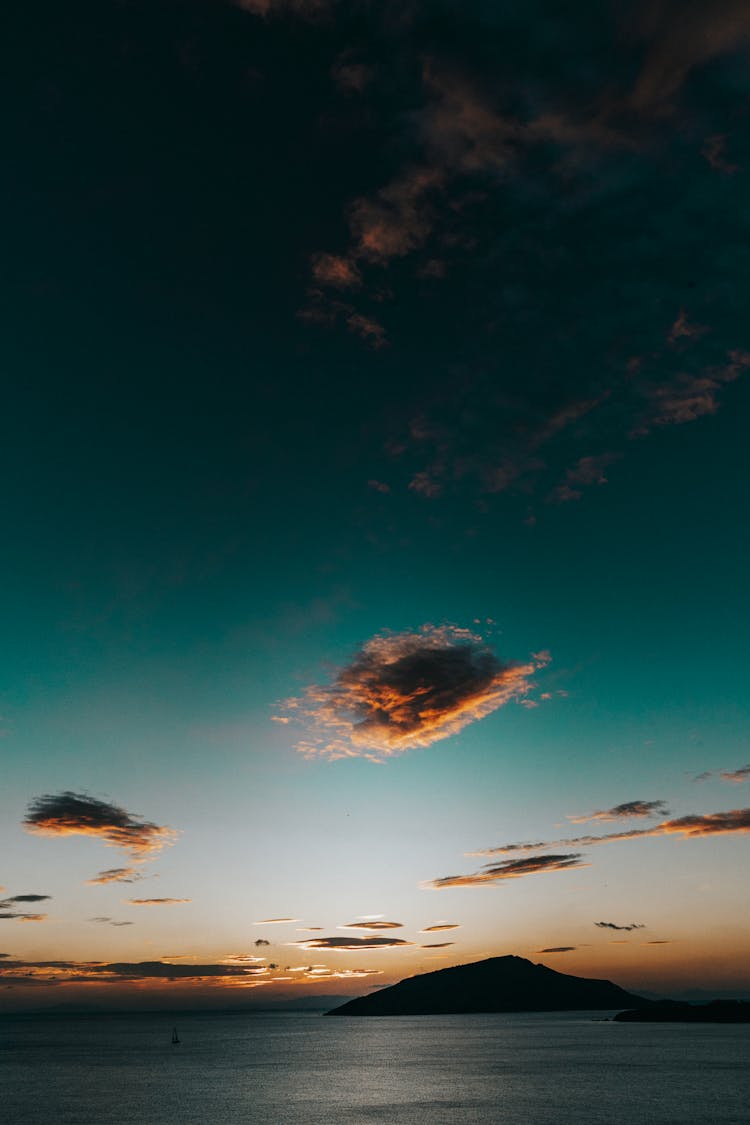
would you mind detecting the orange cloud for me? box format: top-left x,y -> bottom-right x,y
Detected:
474,806 -> 750,857
720,765 -> 750,784
254,917 -> 300,924
278,624 -> 549,760
311,253 -> 361,290
86,867 -> 144,885
568,799 -> 668,824
419,923 -> 460,933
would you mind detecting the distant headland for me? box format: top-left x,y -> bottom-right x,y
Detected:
615,999 -> 750,1023
326,954 -> 651,1016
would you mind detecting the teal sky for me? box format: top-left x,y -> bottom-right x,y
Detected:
2,0 -> 749,1007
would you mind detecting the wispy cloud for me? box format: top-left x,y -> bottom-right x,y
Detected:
86,867 -> 145,886
419,923 -> 460,933
339,921 -> 403,930
720,765 -> 750,784
127,898 -> 191,907
89,917 -> 134,927
537,946 -> 576,953
426,853 -> 588,890
254,917 -> 300,925
420,942 -> 455,948
0,958 -> 277,987
473,806 -> 750,857
568,799 -> 669,824
594,921 -> 645,932
0,892 -> 51,924
278,625 -> 549,759
24,793 -> 176,864
292,936 -> 414,951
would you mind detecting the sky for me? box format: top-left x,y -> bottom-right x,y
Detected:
2,0 -> 750,1010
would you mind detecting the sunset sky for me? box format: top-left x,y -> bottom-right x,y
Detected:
2,0 -> 749,1009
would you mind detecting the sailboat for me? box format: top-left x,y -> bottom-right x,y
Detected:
171,1027 -> 180,1045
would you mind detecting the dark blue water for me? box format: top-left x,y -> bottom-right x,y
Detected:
2,1010 -> 748,1124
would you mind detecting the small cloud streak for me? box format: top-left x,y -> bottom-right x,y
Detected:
419,923 -> 460,933
473,806 -> 750,857
568,799 -> 669,824
720,765 -> 750,784
254,918 -> 300,925
127,898 -> 191,907
420,942 -> 454,948
24,792 -> 176,861
426,853 -> 587,890
279,625 -> 549,759
594,922 -> 645,932
537,946 -> 576,953
339,921 -> 403,930
292,936 -> 414,951
86,867 -> 145,885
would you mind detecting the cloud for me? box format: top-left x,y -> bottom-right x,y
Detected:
126,898 -> 191,906
279,625 -> 549,759
24,792 -> 176,861
346,312 -> 387,347
89,917 -> 134,927
292,936 -> 414,951
86,867 -> 145,885
720,765 -> 750,784
0,894 -> 50,904
632,351 -> 750,435
420,942 -> 454,948
0,958 -> 277,986
254,917 -> 300,924
254,939 -> 271,947
474,806 -> 750,857
310,253 -> 361,290
419,923 -> 460,933
426,853 -> 588,890
0,912 -> 48,922
594,922 -> 645,932
630,1 -> 750,112
568,799 -> 669,824
537,946 -> 576,953
339,921 -> 403,930
547,453 -> 622,504
644,940 -> 672,945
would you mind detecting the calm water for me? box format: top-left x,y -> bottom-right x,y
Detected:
2,1010 -> 748,1124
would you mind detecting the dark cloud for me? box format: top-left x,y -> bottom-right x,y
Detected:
426,852 -> 587,889
89,917 -> 134,927
292,935 -> 414,950
24,792 -> 176,860
292,3 -> 750,512
474,806 -> 750,857
254,939 -> 271,947
420,942 -> 454,948
278,624 -> 548,759
568,799 -> 669,824
537,946 -> 576,953
644,940 -> 672,945
0,958 -> 276,986
594,921 -> 645,932
0,895 -> 50,904
127,898 -> 190,906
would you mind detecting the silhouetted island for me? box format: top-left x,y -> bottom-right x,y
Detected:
326,955 -> 650,1016
615,999 -> 750,1023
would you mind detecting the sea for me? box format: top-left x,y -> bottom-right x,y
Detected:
2,1009 -> 748,1124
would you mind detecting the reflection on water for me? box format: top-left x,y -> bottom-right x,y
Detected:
2,1010 -> 748,1124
